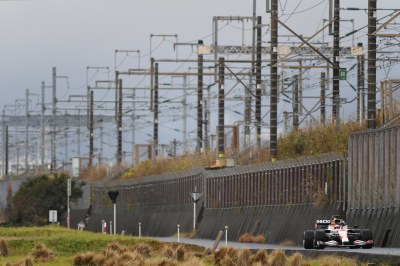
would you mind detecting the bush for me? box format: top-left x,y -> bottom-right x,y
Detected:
0,239 -> 9,257
269,250 -> 286,266
7,173 -> 84,226
31,243 -> 55,262
238,233 -> 265,243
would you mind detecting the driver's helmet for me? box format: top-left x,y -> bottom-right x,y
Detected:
330,215 -> 345,228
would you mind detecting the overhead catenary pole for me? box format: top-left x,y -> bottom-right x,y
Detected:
131,87 -> 136,165
40,82 -> 45,166
332,0 -> 340,124
25,89 -> 29,172
64,129 -> 68,167
183,76 -> 188,153
255,16 -> 262,150
99,124 -> 104,163
51,67 -> 57,172
153,63 -> 159,158
217,57 -> 225,159
77,109 -> 81,158
293,75 -> 299,129
2,110 -> 6,176
89,90 -> 94,167
320,72 -> 326,123
357,43 -> 365,124
298,59 -> 303,116
368,0 -> 377,129
197,40 -> 204,153
5,125 -> 8,176
117,79 -> 123,165
270,0 -> 278,162
150,58 -> 155,111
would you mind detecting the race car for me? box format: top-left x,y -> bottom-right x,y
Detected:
303,215 -> 373,249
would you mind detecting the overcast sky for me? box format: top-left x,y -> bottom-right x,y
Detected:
3,0 -> 396,107
1,0 -> 399,164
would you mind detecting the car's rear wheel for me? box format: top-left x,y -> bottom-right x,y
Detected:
361,229 -> 373,249
314,230 -> 326,249
303,230 -> 314,249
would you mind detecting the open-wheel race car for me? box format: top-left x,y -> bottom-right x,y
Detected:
303,215 -> 373,249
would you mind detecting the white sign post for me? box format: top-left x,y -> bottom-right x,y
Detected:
190,190 -> 202,232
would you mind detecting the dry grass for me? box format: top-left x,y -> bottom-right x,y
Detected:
268,249 -> 286,266
68,241 -> 373,266
250,249 -> 269,265
0,239 -> 9,257
161,245 -> 175,260
279,239 -> 296,247
131,243 -> 152,257
76,121 -> 365,181
80,164 -> 109,180
73,252 -> 96,265
237,248 -> 251,266
278,121 -> 365,160
121,153 -> 215,179
288,252 -> 303,266
31,243 -> 55,263
238,233 -> 266,243
175,245 -> 185,262
5,258 -> 33,266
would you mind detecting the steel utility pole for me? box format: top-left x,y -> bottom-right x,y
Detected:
293,76 -> 299,130
117,79 -> 123,165
25,89 -> 29,172
5,125 -> 8,176
40,82 -> 45,166
255,16 -> 262,150
153,63 -> 159,158
320,72 -> 326,123
332,0 -> 340,124
197,40 -> 204,153
131,87 -> 136,165
368,0 -> 377,129
51,67 -> 57,172
2,110 -> 6,176
270,0 -> 278,162
89,90 -> 94,167
217,57 -> 225,159
357,43 -> 365,123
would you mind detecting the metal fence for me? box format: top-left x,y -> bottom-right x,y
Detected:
90,153 -> 346,210
348,125 -> 400,210
91,168 -> 204,208
205,153 -> 346,208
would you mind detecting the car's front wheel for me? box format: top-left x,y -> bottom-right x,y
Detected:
303,230 -> 314,249
314,230 -> 326,249
361,229 -> 373,249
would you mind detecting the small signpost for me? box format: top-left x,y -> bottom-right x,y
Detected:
191,189 -> 202,232
49,210 -> 57,224
108,191 -> 119,235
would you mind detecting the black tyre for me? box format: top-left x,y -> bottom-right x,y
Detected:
303,230 -> 314,249
361,229 -> 373,249
313,230 -> 326,249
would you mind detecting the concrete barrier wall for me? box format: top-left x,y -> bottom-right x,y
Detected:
81,202 -> 198,236
347,207 -> 400,247
195,203 -> 343,245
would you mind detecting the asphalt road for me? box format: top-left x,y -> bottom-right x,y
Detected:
154,237 -> 400,264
